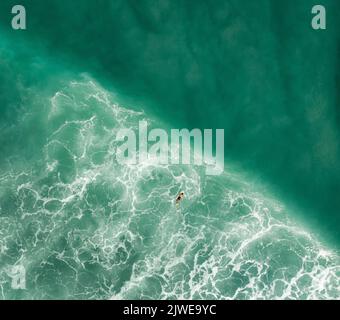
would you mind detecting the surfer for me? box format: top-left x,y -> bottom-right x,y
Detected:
175,191 -> 184,207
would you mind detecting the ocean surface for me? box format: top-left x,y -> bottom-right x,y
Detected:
0,0 -> 339,299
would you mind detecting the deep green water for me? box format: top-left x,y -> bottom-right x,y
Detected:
0,0 -> 339,299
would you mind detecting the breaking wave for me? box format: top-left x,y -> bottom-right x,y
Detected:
0,78 -> 339,300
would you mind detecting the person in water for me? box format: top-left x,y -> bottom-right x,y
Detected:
175,191 -> 184,206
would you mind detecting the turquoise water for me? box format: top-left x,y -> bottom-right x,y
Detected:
0,1 -> 339,299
